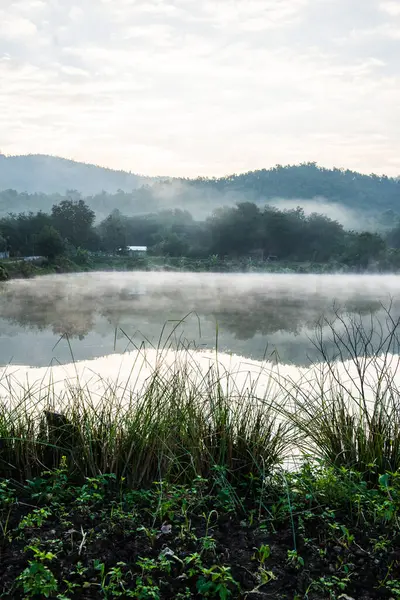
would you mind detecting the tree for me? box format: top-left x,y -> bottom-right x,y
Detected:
155,232 -> 190,257
207,203 -> 262,257
35,226 -> 65,260
0,211 -> 52,256
51,199 -> 95,249
386,221 -> 400,249
262,207 -> 306,259
342,232 -> 386,268
0,234 -> 6,252
98,209 -> 127,252
304,213 -> 344,262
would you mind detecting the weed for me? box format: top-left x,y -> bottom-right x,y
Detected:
17,562 -> 59,599
196,565 -> 239,599
252,543 -> 271,566
386,579 -> 400,598
287,549 -> 305,569
18,508 -> 52,530
200,535 -> 217,554
309,574 -> 351,599
134,578 -> 161,599
16,545 -> 58,598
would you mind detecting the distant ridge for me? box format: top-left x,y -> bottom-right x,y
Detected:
0,155 -> 399,220
0,154 -> 148,195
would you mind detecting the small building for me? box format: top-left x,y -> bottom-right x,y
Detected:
0,251 -> 9,259
118,245 -> 148,256
127,246 -> 147,256
23,256 -> 45,262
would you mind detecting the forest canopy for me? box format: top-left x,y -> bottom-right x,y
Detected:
0,161 -> 399,220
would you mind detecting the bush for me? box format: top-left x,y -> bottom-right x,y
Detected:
0,263 -> 9,281
73,247 -> 92,266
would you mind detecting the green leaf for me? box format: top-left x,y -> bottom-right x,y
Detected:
379,473 -> 390,488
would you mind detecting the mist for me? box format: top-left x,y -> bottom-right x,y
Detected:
1,271 -> 400,419
136,179 -> 251,221
0,272 -> 399,368
123,182 -> 378,231
266,196 -> 374,231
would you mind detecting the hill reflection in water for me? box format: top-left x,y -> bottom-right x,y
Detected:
0,272 -> 397,367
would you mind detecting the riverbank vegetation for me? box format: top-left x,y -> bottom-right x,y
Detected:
1,316 -> 400,597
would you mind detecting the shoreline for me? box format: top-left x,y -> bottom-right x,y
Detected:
0,254 -> 395,281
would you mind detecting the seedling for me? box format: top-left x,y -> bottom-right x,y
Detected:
287,549 -> 304,569
196,565 -> 239,599
253,543 -> 271,566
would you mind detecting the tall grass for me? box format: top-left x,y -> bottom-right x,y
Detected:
0,345 -> 291,486
282,307 -> 400,475
3,308 -> 400,486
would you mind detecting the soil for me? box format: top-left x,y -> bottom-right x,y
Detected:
1,488 -> 399,599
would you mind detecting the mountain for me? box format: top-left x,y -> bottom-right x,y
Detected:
201,163 -> 400,212
0,154 -> 147,195
0,156 -> 399,223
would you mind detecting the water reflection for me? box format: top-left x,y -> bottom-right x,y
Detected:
0,272 -> 398,367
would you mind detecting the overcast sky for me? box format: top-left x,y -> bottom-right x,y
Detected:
1,0 -> 400,177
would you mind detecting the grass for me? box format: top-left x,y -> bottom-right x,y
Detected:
280,308 -> 400,475
1,312 -> 400,597
0,342 -> 291,486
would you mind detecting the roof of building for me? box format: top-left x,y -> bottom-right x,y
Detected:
127,246 -> 147,252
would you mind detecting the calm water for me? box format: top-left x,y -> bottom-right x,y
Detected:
0,272 -> 399,368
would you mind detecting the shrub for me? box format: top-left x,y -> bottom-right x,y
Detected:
0,263 -> 9,281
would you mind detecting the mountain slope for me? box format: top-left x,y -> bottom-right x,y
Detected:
189,163 -> 400,212
0,154 -> 146,195
0,156 -> 399,221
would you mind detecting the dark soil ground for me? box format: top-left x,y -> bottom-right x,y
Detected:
1,468 -> 400,599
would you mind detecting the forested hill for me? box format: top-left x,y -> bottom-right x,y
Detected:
0,154 -> 146,195
0,157 -> 399,219
192,163 -> 400,212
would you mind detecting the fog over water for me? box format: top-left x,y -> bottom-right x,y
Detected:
0,271 -> 400,410
0,272 -> 400,366
0,272 -> 399,369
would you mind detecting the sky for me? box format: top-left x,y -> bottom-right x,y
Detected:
0,0 -> 400,177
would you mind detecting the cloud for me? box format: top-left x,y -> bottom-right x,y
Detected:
0,11 -> 37,37
0,0 -> 399,178
195,0 -> 310,31
380,1 -> 400,16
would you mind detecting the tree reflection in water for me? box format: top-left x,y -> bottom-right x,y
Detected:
0,272 -> 396,366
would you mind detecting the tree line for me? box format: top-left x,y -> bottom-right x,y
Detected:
2,163 -> 400,220
2,198 -> 400,269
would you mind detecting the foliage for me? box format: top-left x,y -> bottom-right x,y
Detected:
2,159 -> 400,216
1,460 -> 400,598
1,191 -> 400,271
0,210 -> 51,256
0,262 -> 8,280
51,198 -> 96,249
35,225 -> 65,260
1,317 -> 400,596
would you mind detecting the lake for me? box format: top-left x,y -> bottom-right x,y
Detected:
0,272 -> 399,368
